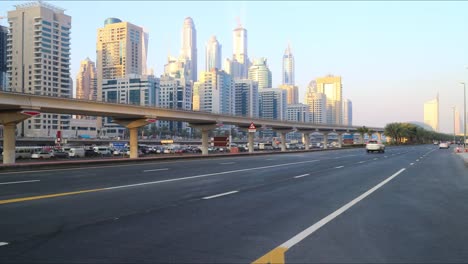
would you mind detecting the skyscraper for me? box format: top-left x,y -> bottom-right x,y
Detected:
343,99 -> 353,126
181,17 -> 197,82
231,23 -> 249,79
205,35 -> 221,71
316,75 -> 343,125
279,84 -> 299,105
142,30 -> 149,75
193,69 -> 234,115
248,58 -> 272,90
454,108 -> 462,135
259,88 -> 287,121
96,18 -> 145,101
424,94 -> 439,132
282,43 -> 294,85
7,1 -> 71,137
234,79 -> 258,118
305,81 -> 327,124
75,57 -> 97,101
0,25 -> 7,91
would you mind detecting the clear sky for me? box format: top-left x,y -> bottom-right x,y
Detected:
3,1 -> 468,133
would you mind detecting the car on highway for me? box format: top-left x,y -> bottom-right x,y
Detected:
366,140 -> 385,153
31,151 -> 52,159
439,142 -> 449,149
50,150 -> 70,159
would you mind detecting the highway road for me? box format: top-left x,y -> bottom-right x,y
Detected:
0,145 -> 467,263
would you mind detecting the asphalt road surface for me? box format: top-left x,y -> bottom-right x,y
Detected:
0,145 -> 467,263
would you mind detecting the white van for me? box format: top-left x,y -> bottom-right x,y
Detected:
69,147 -> 85,158
93,146 -> 112,156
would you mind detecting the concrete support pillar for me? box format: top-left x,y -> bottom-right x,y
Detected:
280,132 -> 287,152
114,118 -> 156,160
201,129 -> 209,156
323,133 -> 329,149
377,132 -> 382,142
302,133 -> 311,150
3,123 -> 16,165
248,132 -> 255,153
337,133 -> 343,148
360,133 -> 365,144
129,127 -> 138,159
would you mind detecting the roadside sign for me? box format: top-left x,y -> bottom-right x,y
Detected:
248,122 -> 256,133
20,110 -> 40,117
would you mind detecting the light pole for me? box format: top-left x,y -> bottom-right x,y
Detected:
461,82 -> 467,148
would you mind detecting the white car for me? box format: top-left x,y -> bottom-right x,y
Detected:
438,142 -> 449,149
31,151 -> 52,159
366,140 -> 385,153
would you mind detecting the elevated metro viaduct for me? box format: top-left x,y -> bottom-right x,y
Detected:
0,92 -> 384,164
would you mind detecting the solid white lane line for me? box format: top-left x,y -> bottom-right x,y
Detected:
294,174 -> 310,179
0,242 -> 8,246
104,159 -> 320,190
410,163 -> 414,166
278,168 -> 406,250
0,180 -> 40,185
143,168 -> 169,172
358,161 -> 365,164
220,162 -> 236,165
335,166 -> 344,169
202,190 -> 238,200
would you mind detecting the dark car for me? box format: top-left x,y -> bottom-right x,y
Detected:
85,149 -> 100,157
50,150 -> 69,159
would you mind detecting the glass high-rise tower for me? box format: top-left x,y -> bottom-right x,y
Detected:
282,43 -> 294,85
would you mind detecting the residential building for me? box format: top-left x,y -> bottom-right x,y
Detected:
248,57 -> 272,90
158,74 -> 192,133
96,17 -> 145,101
258,88 -> 287,120
279,84 -> 299,104
423,94 -> 439,132
234,79 -> 258,118
101,74 -> 160,137
305,81 -> 327,124
193,69 -> 234,115
316,75 -> 343,125
343,99 -> 353,126
282,43 -> 294,85
181,17 -> 197,82
287,104 -> 309,123
7,1 -> 72,137
205,35 -> 221,71
75,57 -> 97,101
0,25 -> 7,91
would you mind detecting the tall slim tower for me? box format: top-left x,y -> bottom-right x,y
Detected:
0,25 -> 7,91
181,17 -> 197,82
205,35 -> 221,71
232,22 -> 249,79
7,1 -> 72,137
282,43 -> 294,85
75,57 -> 97,101
96,18 -> 144,101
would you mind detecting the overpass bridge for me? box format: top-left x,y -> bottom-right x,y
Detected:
0,92 -> 384,164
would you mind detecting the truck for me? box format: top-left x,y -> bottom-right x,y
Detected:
366,140 -> 385,153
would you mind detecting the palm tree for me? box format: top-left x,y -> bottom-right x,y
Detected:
356,126 -> 370,144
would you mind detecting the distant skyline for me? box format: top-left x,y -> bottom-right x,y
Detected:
3,1 -> 468,133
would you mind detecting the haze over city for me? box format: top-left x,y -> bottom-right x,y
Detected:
2,0 -> 468,132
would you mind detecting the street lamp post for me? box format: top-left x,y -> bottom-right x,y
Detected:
461,82 -> 467,148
